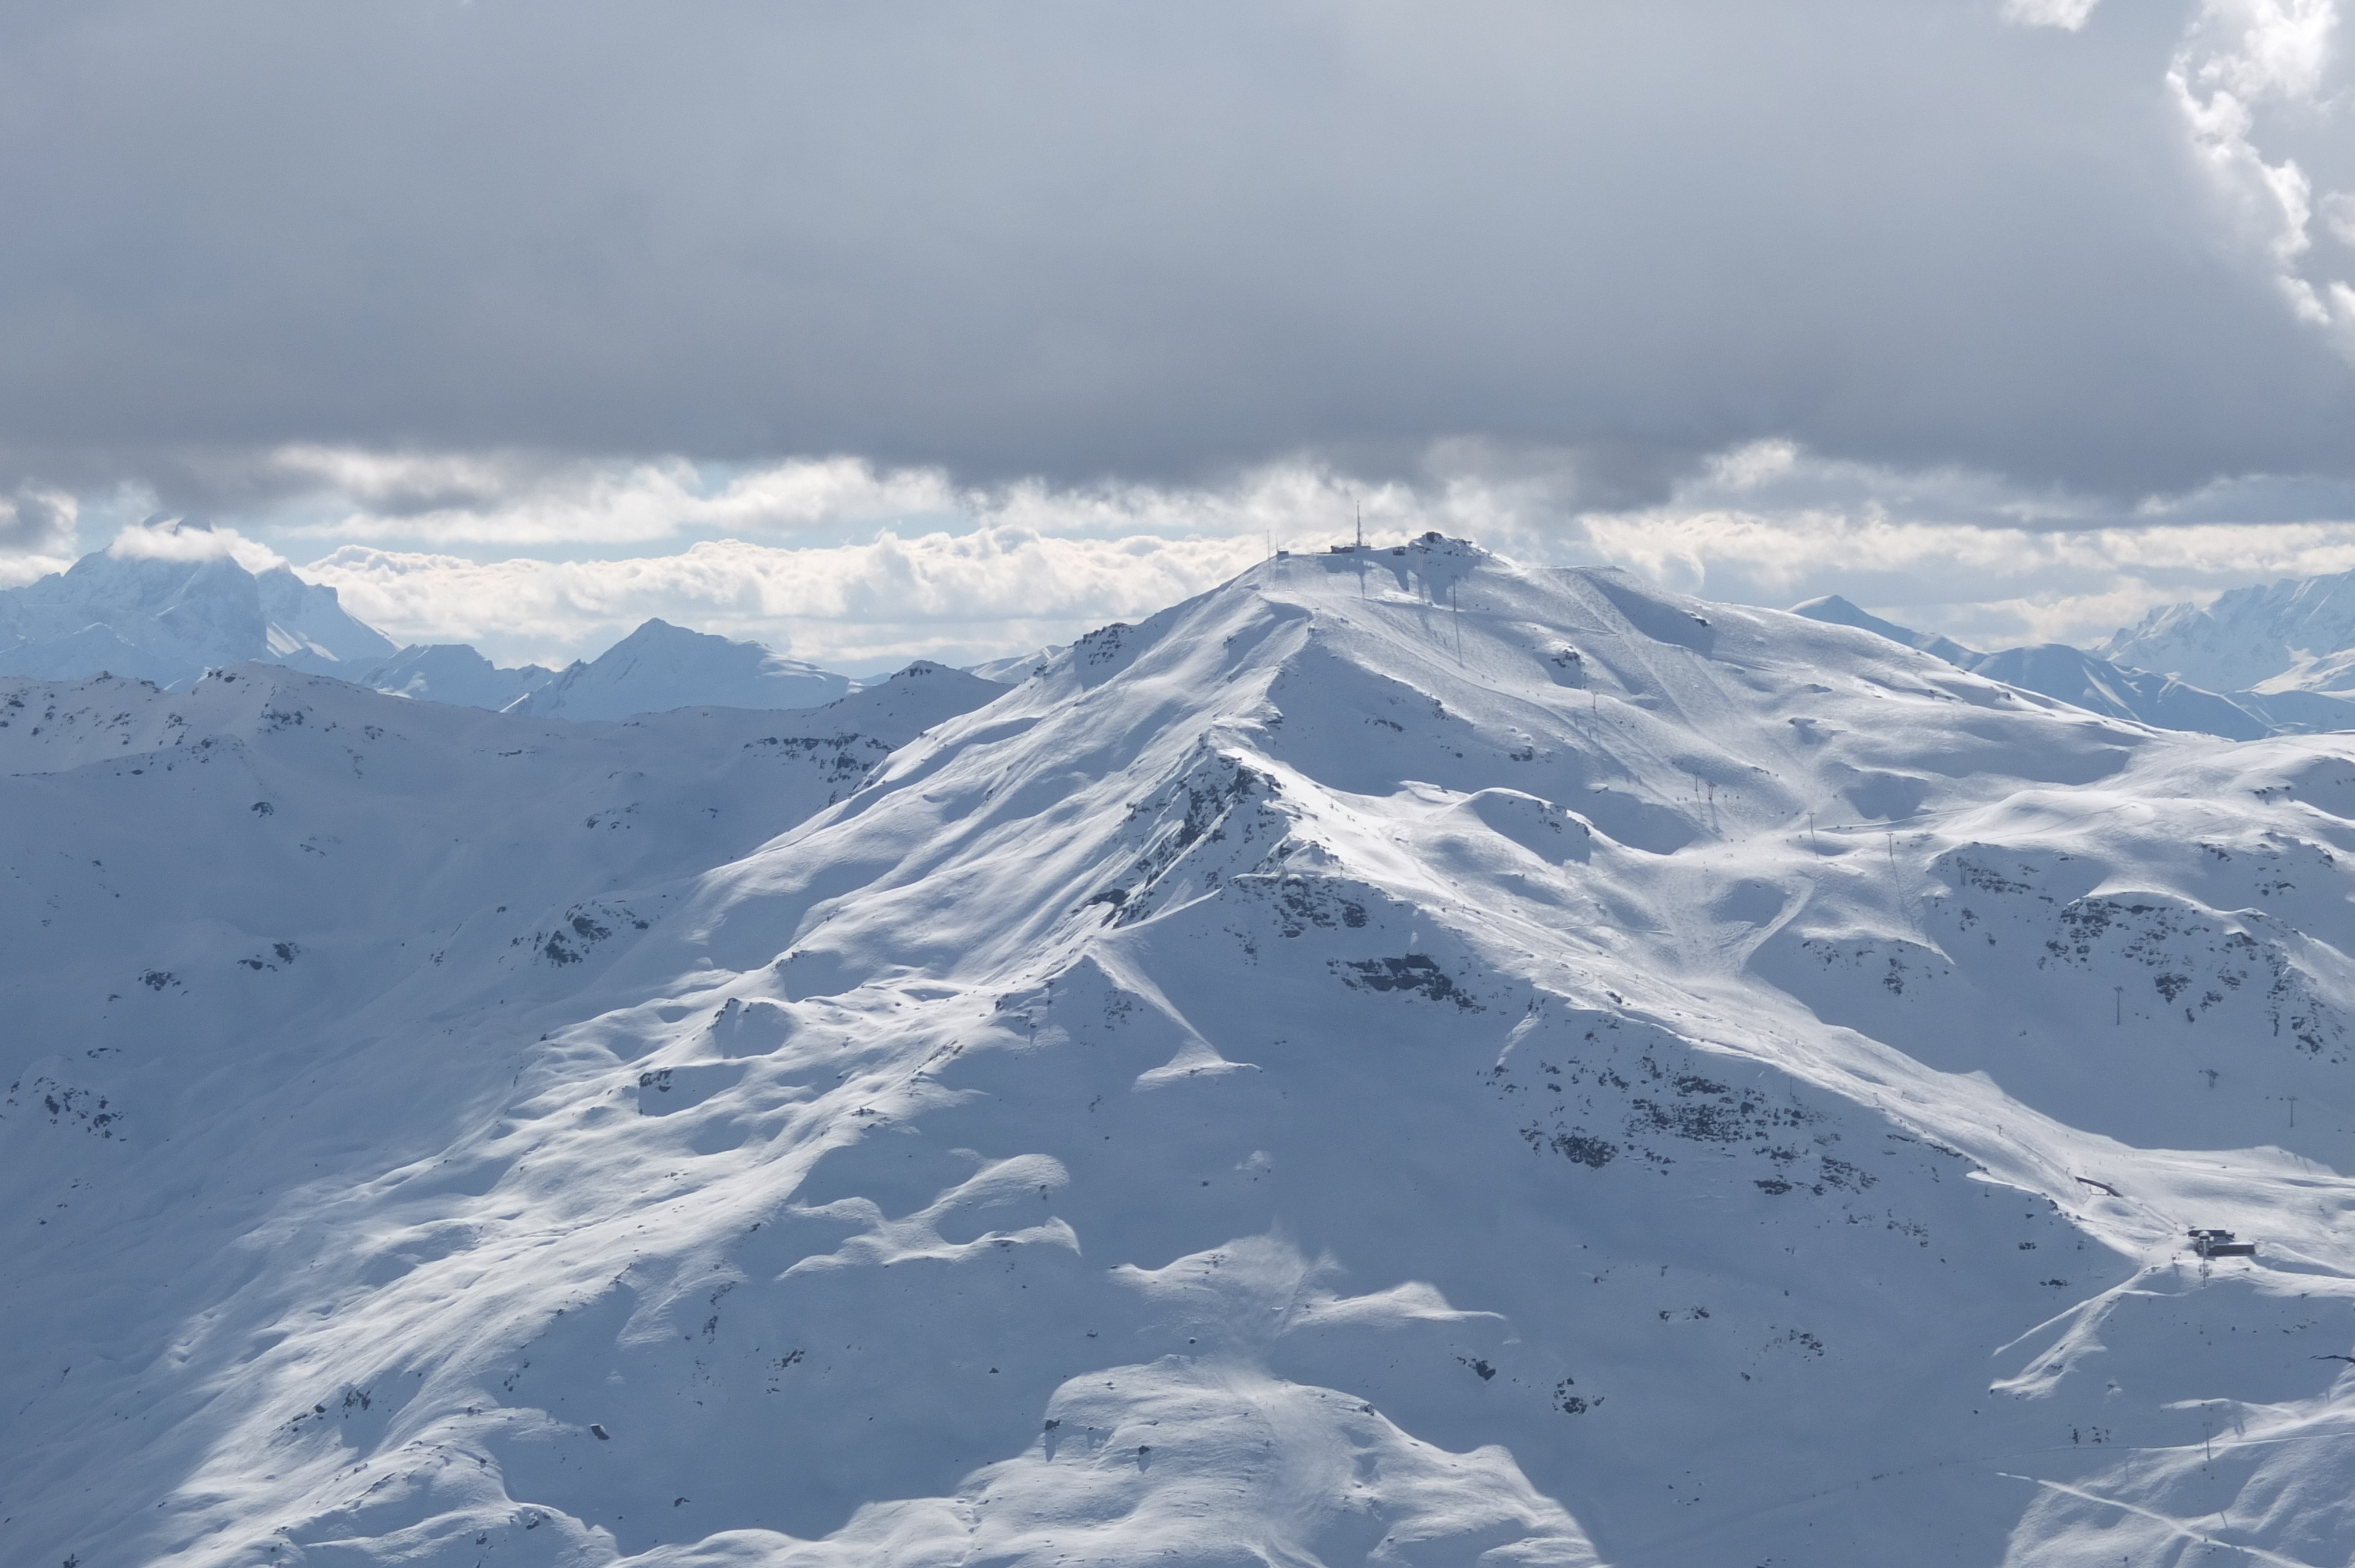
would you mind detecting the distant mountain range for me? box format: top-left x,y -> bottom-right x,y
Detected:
0,543 -> 396,687
2102,573 -> 2355,695
13,539 -> 2355,739
0,543 -> 875,719
364,618 -> 853,719
1792,589 -> 2355,740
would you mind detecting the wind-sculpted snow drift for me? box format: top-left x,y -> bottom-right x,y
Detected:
8,542 -> 2355,1567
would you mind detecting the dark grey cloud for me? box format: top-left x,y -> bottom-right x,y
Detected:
0,0 -> 2348,511
0,484 -> 74,554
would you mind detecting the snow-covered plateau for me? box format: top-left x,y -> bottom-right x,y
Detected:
8,540 -> 2355,1567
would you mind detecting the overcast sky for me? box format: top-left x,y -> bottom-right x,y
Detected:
3,0 -> 2351,668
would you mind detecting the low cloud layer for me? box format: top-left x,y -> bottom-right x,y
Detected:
146,446 -> 2344,670
300,530 -> 1265,672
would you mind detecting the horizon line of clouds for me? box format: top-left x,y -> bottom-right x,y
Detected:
18,441 -> 2351,671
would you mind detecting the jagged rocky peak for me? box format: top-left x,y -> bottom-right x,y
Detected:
2102,566 -> 2355,695
0,534 -> 392,687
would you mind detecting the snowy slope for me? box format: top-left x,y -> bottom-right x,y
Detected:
510,620 -> 850,721
0,546 -> 393,687
9,544 -> 2355,1567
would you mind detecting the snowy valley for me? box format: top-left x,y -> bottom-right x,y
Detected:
9,540 -> 2355,1566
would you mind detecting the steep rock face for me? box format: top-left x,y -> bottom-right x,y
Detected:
8,546 -> 2355,1568
511,619 -> 850,720
0,547 -> 393,686
254,562 -> 404,673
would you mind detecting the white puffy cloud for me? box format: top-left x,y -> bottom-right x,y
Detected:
2001,0 -> 2104,31
268,449 -> 962,547
264,449 -> 1384,553
1558,500 -> 2355,651
108,518 -> 286,572
0,552 -> 71,590
18,5 -> 2353,675
2168,0 -> 2355,356
2324,190 -> 2355,246
301,529 -> 1270,670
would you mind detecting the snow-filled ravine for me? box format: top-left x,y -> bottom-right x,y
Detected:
8,541 -> 2355,1568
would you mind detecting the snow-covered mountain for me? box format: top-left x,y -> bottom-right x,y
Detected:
357,623 -> 862,721
1962,644 -> 2274,740
9,541 -> 2355,1566
966,645 -> 1064,684
1793,593 -> 2340,740
500,618 -> 851,720
0,540 -> 394,687
359,643 -> 562,711
0,544 -> 874,719
1787,592 -> 1982,667
2104,569 -> 2355,697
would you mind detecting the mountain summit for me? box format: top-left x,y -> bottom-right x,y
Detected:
506,617 -> 851,720
0,539 -> 393,686
7,539 -> 2355,1566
